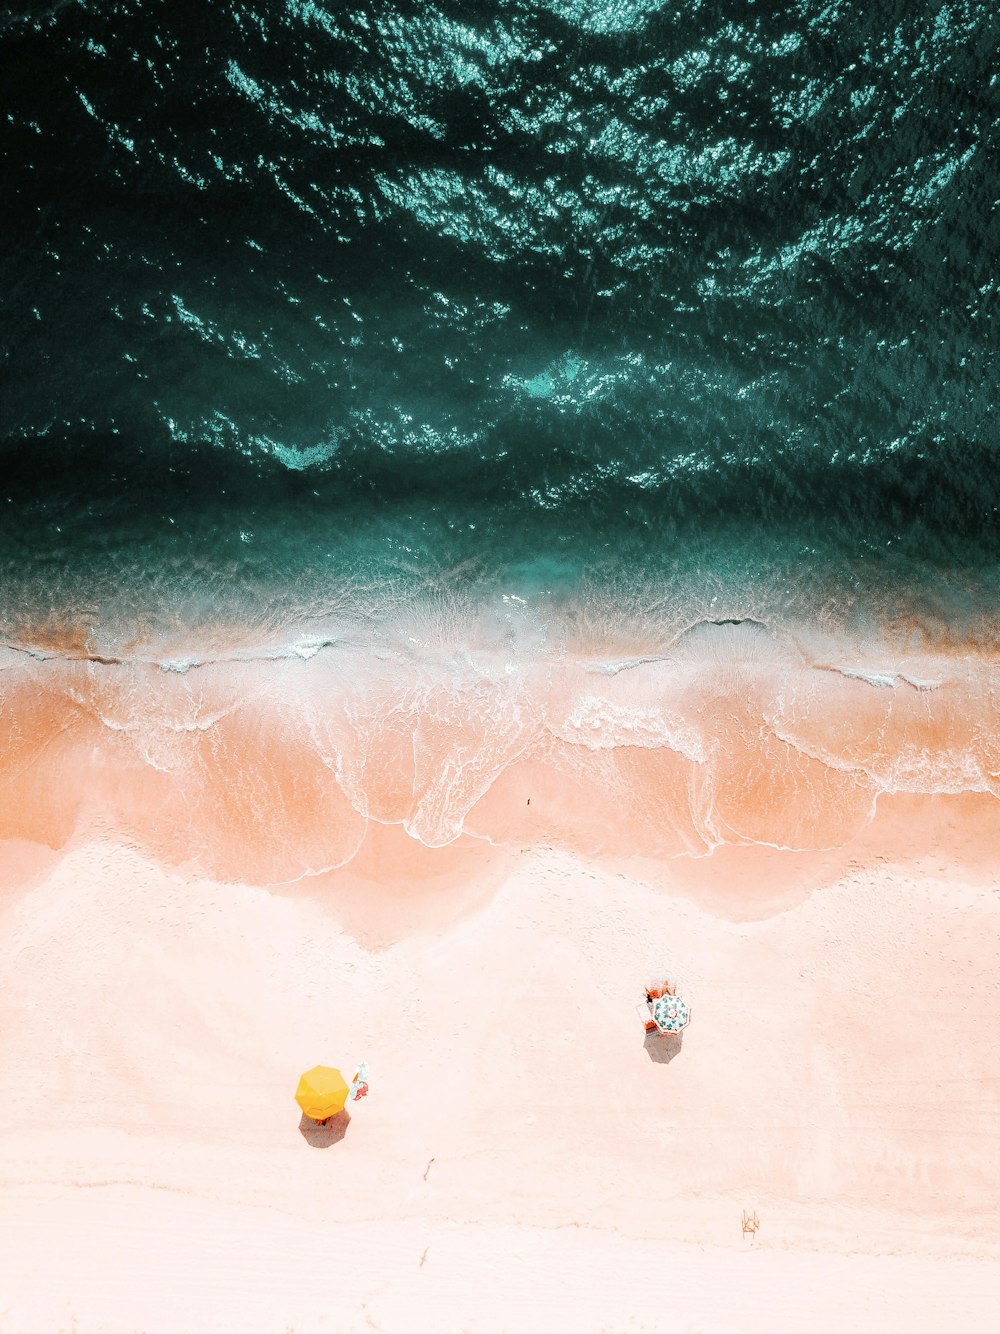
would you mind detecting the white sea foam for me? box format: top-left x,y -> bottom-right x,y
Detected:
2,609 -> 997,878
899,674 -> 944,690
551,695 -> 708,763
817,663 -> 949,691
585,655 -> 667,676
827,666 -> 900,687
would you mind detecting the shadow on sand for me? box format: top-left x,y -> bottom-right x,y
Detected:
644,1032 -> 683,1064
299,1109 -> 351,1147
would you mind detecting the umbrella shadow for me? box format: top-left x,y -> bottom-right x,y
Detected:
298,1108 -> 351,1147
644,1031 -> 683,1064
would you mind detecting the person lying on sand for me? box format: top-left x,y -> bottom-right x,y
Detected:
645,976 -> 678,1001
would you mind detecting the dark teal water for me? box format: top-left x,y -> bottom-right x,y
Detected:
2,0 -> 998,654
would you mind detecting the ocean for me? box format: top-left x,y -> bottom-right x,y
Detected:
2,0 -> 997,880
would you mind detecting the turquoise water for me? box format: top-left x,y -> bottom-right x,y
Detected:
2,0 -> 997,657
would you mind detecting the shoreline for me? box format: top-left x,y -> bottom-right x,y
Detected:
2,622 -> 999,883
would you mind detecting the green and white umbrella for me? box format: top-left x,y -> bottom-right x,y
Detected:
651,995 -> 691,1034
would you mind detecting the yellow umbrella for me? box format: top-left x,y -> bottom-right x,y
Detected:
295,1065 -> 350,1122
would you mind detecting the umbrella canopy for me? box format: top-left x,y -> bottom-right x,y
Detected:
295,1066 -> 351,1120
651,995 -> 691,1034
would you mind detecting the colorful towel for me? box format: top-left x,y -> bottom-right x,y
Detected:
349,1061 -> 370,1101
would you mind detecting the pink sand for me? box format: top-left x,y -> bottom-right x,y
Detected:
2,817 -> 1000,1330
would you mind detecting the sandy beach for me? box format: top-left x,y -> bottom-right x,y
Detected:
5,0 -> 998,1326
2,799 -> 1000,1332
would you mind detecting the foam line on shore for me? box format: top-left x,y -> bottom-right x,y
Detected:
1,620 -> 996,884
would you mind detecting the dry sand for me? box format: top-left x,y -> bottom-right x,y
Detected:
2,805 -> 1000,1331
